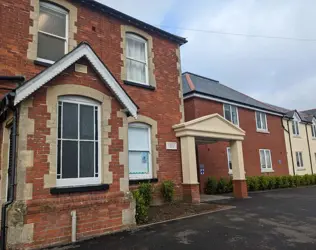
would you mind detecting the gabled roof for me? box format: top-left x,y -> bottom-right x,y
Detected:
76,0 -> 187,45
182,72 -> 284,115
14,42 -> 138,118
302,108 -> 316,116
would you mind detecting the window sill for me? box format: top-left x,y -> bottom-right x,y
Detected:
34,59 -> 53,67
256,130 -> 270,134
129,178 -> 158,185
50,184 -> 109,195
261,169 -> 274,173
123,80 -> 155,91
293,135 -> 301,138
296,168 -> 306,171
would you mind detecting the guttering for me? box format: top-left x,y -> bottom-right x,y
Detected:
282,118 -> 295,175
0,95 -> 18,250
305,124 -> 314,175
184,91 -> 285,117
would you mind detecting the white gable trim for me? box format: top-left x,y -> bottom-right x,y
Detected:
184,93 -> 284,117
14,43 -> 138,118
293,112 -> 301,122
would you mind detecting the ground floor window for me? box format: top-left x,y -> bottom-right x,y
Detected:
57,96 -> 101,187
296,152 -> 304,168
259,149 -> 272,171
226,147 -> 232,174
128,123 -> 152,180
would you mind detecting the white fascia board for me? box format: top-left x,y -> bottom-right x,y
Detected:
184,93 -> 284,117
14,43 -> 138,118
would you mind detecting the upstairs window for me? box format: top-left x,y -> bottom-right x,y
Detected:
259,149 -> 272,172
57,96 -> 100,187
296,152 -> 304,168
312,121 -> 316,138
223,104 -> 239,126
128,123 -> 152,180
38,1 -> 68,63
126,33 -> 148,85
292,120 -> 300,136
256,112 -> 268,131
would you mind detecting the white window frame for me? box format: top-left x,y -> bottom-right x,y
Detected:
56,96 -> 101,187
37,1 -> 69,64
259,149 -> 273,172
227,147 -> 232,174
126,33 -> 149,85
311,120 -> 316,138
296,152 -> 304,168
223,104 -> 239,126
256,112 -> 268,132
128,123 -> 152,180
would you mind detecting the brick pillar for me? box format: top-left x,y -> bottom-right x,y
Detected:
183,184 -> 200,203
233,180 -> 248,199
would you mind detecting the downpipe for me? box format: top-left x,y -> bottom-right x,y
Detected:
71,210 -> 77,243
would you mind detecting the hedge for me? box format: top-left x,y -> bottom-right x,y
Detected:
205,174 -> 316,194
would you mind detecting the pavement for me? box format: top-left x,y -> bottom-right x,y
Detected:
59,186 -> 316,250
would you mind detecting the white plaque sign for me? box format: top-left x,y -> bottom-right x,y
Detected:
166,142 -> 177,150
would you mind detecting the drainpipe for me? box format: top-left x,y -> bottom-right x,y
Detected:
0,100 -> 18,250
282,118 -> 295,176
71,210 -> 77,243
305,124 -> 314,175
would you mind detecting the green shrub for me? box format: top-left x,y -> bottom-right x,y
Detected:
161,180 -> 175,202
281,176 -> 289,188
205,177 -> 217,194
287,175 -> 294,187
227,178 -> 233,193
267,176 -> 276,189
312,175 -> 316,185
258,176 -> 269,190
246,176 -> 260,191
293,175 -> 301,187
217,177 -> 228,194
275,176 -> 282,188
132,190 -> 149,224
138,182 -> 153,206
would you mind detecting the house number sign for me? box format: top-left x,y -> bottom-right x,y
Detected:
166,142 -> 177,150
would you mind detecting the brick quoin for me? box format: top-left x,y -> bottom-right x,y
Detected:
0,0 -> 184,249
184,97 -> 289,193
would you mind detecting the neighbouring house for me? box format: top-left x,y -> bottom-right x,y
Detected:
0,0 -> 187,249
182,72 -> 291,193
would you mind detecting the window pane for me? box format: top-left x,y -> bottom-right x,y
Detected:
266,151 -> 272,169
129,151 -> 149,174
128,126 -> 149,151
58,102 -> 62,138
126,59 -> 146,84
126,37 -> 146,62
296,152 -> 300,167
95,107 -> 98,140
57,140 -> 61,177
80,141 -> 94,178
39,5 -> 66,37
95,142 -> 98,177
295,122 -> 299,135
80,105 -> 94,140
256,112 -> 261,129
262,114 -> 267,130
292,121 -> 296,134
231,106 -> 238,125
62,102 -> 78,139
62,141 -> 78,178
38,32 -> 65,62
224,104 -> 231,122
260,150 -> 266,168
300,153 -> 304,167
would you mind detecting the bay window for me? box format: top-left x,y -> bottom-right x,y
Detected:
57,96 -> 100,187
38,1 -> 68,63
128,123 -> 152,180
126,33 -> 148,85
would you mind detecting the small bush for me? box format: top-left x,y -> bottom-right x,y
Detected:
258,176 -> 269,190
133,190 -> 149,224
161,180 -> 175,203
247,176 -> 259,191
293,175 -> 301,187
227,178 -> 233,193
287,175 -> 294,187
138,182 -> 153,206
275,176 -> 282,189
217,177 -> 228,194
281,176 -> 289,188
267,176 -> 276,189
205,177 -> 217,194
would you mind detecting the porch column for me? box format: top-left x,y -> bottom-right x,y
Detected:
230,140 -> 248,199
180,136 -> 200,203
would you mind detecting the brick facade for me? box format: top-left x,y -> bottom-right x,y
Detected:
184,98 -> 289,193
0,1 -> 184,249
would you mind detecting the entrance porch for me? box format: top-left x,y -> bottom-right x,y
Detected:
173,114 -> 248,203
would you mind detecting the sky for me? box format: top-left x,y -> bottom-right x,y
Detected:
98,0 -> 316,111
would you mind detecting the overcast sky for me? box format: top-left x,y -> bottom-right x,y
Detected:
99,0 -> 316,111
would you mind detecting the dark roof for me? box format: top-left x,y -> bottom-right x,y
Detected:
182,72 -> 285,114
76,0 -> 187,45
302,108 -> 316,116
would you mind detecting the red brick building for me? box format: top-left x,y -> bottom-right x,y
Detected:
183,72 -> 290,193
0,0 -> 187,249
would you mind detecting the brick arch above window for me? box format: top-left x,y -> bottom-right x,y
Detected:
28,0 -> 78,62
121,25 -> 156,88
